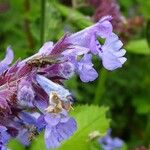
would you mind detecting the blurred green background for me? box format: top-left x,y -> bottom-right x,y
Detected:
0,0 -> 150,149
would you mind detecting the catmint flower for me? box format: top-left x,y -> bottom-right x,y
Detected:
98,130 -> 123,150
0,126 -> 10,150
17,79 -> 35,107
59,62 -> 75,79
69,16 -> 112,47
37,111 -> 77,149
36,75 -> 71,103
16,112 -> 39,145
0,47 -> 14,74
91,33 -> 127,70
68,16 -> 126,72
38,41 -> 54,55
22,41 -> 54,64
75,54 -> 98,82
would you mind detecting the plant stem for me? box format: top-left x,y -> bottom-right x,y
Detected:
93,68 -> 107,105
24,0 -> 34,52
40,0 -> 46,46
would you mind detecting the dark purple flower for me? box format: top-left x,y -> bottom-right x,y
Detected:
88,0 -> 124,30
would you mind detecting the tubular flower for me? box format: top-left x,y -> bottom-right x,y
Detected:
0,16 -> 126,149
0,47 -> 14,74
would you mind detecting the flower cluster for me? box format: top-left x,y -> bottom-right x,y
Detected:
0,16 -> 126,149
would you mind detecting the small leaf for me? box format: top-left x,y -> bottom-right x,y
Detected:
125,39 -> 150,55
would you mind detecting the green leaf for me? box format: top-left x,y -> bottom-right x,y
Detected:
8,139 -> 25,150
125,39 -> 150,55
57,105 -> 109,150
30,105 -> 109,150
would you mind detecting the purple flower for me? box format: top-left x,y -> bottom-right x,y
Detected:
69,16 -> 112,48
75,54 -> 98,82
16,112 -> 39,146
36,74 -> 71,103
98,130 -> 123,150
22,41 -> 54,64
67,16 -> 126,72
59,62 -> 75,79
39,111 -> 77,149
92,33 -> 127,70
38,41 -> 54,55
0,126 -> 10,150
17,79 -> 35,107
0,47 -> 14,74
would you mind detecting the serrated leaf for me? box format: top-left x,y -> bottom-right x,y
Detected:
30,105 -> 109,150
57,105 -> 109,150
125,39 -> 150,55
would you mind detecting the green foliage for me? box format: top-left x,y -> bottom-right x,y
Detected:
146,20 -> 150,49
132,97 -> 150,114
137,0 -> 150,19
29,105 -> 109,150
53,2 -> 93,29
125,39 -> 150,55
8,139 -> 25,150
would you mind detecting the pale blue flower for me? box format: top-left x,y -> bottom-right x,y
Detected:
36,74 -> 71,102
99,130 -> 124,150
42,111 -> 77,149
94,33 -> 127,70
0,47 -> 14,74
76,54 -> 98,82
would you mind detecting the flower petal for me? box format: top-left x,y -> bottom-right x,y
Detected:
0,47 -> 14,74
